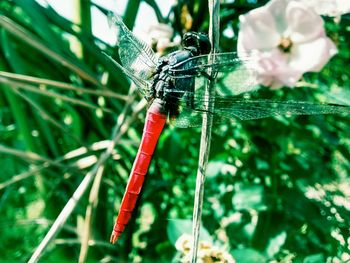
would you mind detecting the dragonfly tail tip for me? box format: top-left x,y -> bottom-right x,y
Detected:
110,232 -> 119,244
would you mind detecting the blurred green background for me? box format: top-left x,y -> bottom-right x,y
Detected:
0,0 -> 349,262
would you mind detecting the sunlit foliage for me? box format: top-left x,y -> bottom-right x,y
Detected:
0,0 -> 349,262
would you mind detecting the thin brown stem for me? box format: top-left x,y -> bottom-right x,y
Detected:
78,163 -> 104,262
27,89 -> 145,263
0,78 -> 114,114
0,71 -> 128,100
190,0 -> 220,262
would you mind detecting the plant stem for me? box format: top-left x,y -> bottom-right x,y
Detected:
190,0 -> 220,262
27,92 -> 145,263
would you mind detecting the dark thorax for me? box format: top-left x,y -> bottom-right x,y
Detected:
150,32 -> 211,117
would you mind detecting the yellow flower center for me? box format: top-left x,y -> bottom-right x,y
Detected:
278,36 -> 293,53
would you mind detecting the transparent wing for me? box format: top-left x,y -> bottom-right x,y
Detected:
169,52 -> 260,96
108,13 -> 158,92
167,52 -> 350,127
173,96 -> 350,128
210,97 -> 350,120
103,52 -> 152,93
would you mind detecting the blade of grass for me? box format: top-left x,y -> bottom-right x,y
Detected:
190,0 -> 220,262
0,144 -> 69,166
122,0 -> 141,29
0,140 -> 119,191
143,0 -> 165,23
0,45 -> 45,194
0,165 -> 48,191
28,93 -> 146,263
15,0 -> 66,53
79,0 -> 93,65
0,15 -> 100,86
54,238 -> 115,250
28,166 -> 104,263
10,87 -> 84,146
0,78 -> 114,114
0,27 -> 64,159
78,162 -> 104,263
0,71 -> 128,101
38,3 -> 130,87
0,218 -> 77,234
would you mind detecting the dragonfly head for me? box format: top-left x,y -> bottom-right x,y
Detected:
182,32 -> 211,56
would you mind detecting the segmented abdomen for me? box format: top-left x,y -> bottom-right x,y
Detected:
110,99 -> 167,243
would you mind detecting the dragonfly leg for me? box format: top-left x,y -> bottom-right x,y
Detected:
199,70 -> 213,81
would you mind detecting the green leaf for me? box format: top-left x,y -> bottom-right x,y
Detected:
232,184 -> 267,211
206,160 -> 225,178
265,231 -> 287,258
166,219 -> 212,246
159,129 -> 184,165
231,248 -> 266,263
303,253 -> 325,263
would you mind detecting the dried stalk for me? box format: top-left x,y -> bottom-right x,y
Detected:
0,77 -> 114,114
0,71 -> 128,100
27,166 -> 104,263
78,163 -> 104,262
28,90 -> 146,263
10,87 -> 84,145
0,140 -> 116,191
190,0 -> 220,262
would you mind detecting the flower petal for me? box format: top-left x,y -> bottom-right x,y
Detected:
237,6 -> 281,51
237,0 -> 336,89
286,1 -> 325,43
253,49 -> 304,88
297,0 -> 350,16
290,37 -> 337,72
265,0 -> 289,34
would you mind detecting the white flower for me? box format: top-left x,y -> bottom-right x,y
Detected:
174,234 -> 236,263
237,0 -> 337,89
298,0 -> 350,16
175,233 -> 192,252
148,23 -> 174,53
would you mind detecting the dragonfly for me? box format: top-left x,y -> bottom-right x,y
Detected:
106,14 -> 350,243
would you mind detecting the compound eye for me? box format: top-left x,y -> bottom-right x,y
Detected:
182,32 -> 211,55
198,33 -> 211,54
182,32 -> 197,48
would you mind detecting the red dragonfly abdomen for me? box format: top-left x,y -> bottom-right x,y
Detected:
110,99 -> 167,243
